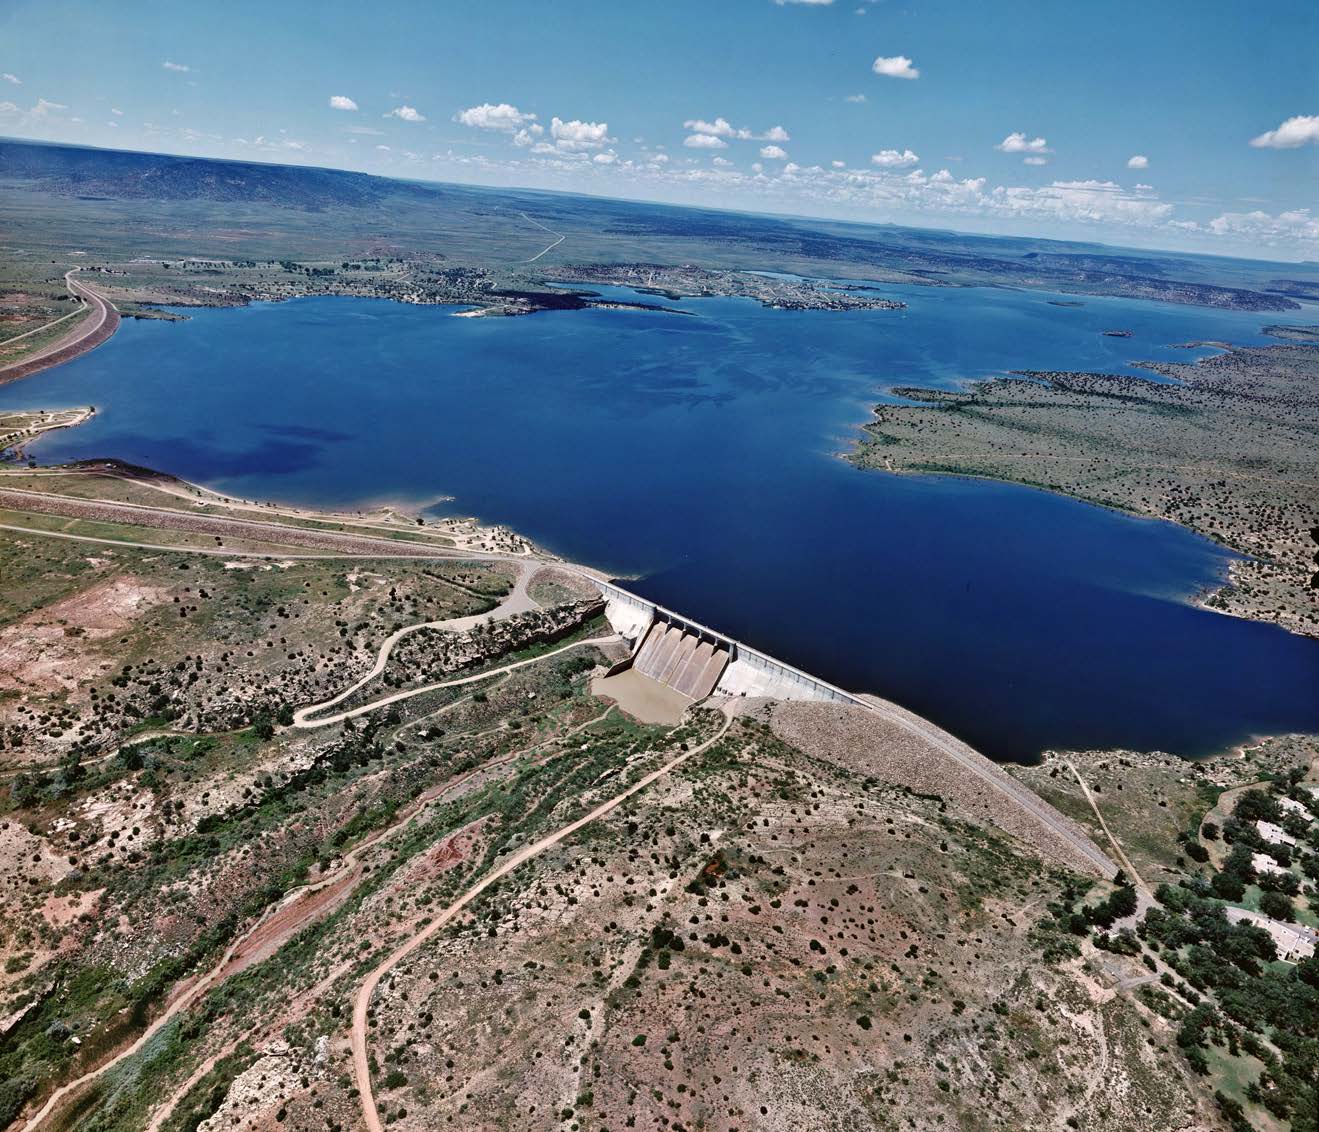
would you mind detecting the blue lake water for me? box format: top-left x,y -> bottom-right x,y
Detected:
3,281 -> 1317,762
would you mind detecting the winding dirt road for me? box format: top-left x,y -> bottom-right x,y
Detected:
351,711 -> 733,1132
292,563 -> 542,727
0,270 -> 120,384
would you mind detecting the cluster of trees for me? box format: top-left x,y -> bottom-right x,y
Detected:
1146,883 -> 1318,1123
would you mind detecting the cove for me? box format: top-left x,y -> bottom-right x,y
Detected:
3,282 -> 1317,762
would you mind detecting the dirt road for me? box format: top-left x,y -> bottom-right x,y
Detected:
351,711 -> 733,1132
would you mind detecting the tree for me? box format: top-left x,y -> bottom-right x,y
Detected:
1259,890 -> 1295,922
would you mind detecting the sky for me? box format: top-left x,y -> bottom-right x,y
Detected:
2,0 -> 1317,261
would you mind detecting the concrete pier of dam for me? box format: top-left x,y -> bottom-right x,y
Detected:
593,579 -> 867,707
587,577 -> 1116,879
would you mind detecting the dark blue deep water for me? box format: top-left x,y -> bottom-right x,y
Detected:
3,282 -> 1317,761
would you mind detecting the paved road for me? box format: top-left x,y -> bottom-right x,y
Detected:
520,211 -> 566,263
0,270 -> 120,382
294,636 -> 616,728
351,712 -> 734,1132
0,485 -> 477,558
292,564 -> 545,727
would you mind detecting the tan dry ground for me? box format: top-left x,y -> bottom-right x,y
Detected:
327,715 -> 1218,1132
0,575 -> 167,696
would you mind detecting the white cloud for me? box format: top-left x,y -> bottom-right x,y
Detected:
1208,207 -> 1318,245
1,74 -> 19,85
760,144 -> 789,160
347,125 -> 384,136
550,117 -> 611,150
162,61 -> 190,73
844,93 -> 866,103
329,95 -> 358,111
831,159 -> 846,168
1249,114 -> 1319,149
648,152 -> 670,164
996,131 -> 1051,154
684,133 -> 728,149
1126,154 -> 1149,169
455,102 -> 537,131
110,107 -> 123,115
1023,155 -> 1048,166
773,0 -> 834,5
0,101 -> 17,113
712,155 -> 733,167
763,124 -> 790,142
106,120 -> 118,127
376,144 -> 391,151
512,125 -> 544,146
872,54 -> 919,80
685,116 -> 742,138
30,98 -> 66,117
871,147 -> 919,168
385,105 -> 426,122
593,151 -> 617,164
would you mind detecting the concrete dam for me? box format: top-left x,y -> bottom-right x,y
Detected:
593,579 -> 864,707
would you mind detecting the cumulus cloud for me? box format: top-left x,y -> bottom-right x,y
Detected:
329,95 -> 358,111
30,98 -> 66,116
872,54 -> 919,79
1126,154 -> 1149,169
512,125 -> 544,146
832,159 -> 846,168
0,101 -> 17,113
1209,207 -> 1318,243
455,102 -> 537,131
684,133 -> 728,149
685,116 -> 743,139
2,73 -> 19,85
385,105 -> 426,122
1249,114 -> 1319,149
553,116 -> 614,149
871,148 -> 919,168
592,151 -> 617,164
760,144 -> 789,159
162,61 -> 190,73
996,132 -> 1050,154
763,124 -> 790,142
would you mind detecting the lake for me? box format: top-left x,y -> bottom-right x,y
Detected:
4,281 -> 1317,762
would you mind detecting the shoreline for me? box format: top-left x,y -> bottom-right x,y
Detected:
847,333 -> 1319,641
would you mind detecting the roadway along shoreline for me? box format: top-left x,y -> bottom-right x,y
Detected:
0,485 -> 483,558
0,270 -> 121,385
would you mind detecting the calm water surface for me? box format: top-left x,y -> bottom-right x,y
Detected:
4,282 -> 1317,761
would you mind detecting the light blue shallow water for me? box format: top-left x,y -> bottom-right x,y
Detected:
3,281 -> 1316,761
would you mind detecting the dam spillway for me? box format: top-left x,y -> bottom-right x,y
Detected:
631,620 -> 730,700
592,579 -> 862,706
